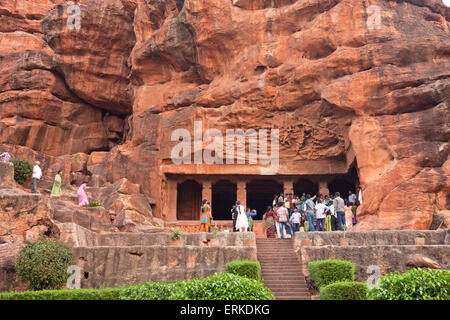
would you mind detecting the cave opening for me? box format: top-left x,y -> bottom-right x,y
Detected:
211,180 -> 237,220
246,179 -> 283,220
294,179 -> 319,197
328,166 -> 360,201
176,179 -> 202,220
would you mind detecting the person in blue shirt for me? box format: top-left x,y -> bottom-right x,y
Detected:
246,208 -> 257,232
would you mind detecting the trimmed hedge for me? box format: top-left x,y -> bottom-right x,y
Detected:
308,259 -> 355,288
320,281 -> 368,300
178,272 -> 274,300
1,273 -> 274,300
0,288 -> 123,300
120,281 -> 186,300
15,240 -> 76,291
225,260 -> 261,281
368,268 -> 450,300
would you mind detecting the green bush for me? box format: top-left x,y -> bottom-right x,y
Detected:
120,281 -> 186,300
15,240 -> 76,291
226,260 -> 261,281
368,268 -> 450,300
308,259 -> 355,288
120,273 -> 274,300
11,159 -> 33,185
0,287 -> 123,300
320,281 -> 368,300
88,201 -> 102,207
181,272 -> 274,300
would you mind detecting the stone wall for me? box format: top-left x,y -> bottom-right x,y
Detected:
295,230 -> 450,282
0,162 -> 14,188
59,223 -> 257,288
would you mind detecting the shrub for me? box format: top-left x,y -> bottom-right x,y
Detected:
88,201 -> 102,207
308,259 -> 355,288
11,159 -> 33,185
320,281 -> 368,300
367,268 -> 450,300
120,273 -> 274,300
226,260 -> 261,281
120,281 -> 186,300
15,240 -> 76,291
170,227 -> 181,240
0,287 -> 123,300
181,272 -> 274,300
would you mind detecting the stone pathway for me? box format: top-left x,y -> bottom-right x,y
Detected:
256,238 -> 311,300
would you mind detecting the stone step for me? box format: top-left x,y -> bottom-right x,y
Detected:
276,296 -> 311,300
261,268 -> 303,272
262,276 -> 305,281
264,281 -> 308,291
271,289 -> 310,294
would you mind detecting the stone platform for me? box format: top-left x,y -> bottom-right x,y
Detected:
165,220 -> 265,238
294,230 -> 450,282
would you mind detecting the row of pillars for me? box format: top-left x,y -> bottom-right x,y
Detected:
200,180 -> 330,208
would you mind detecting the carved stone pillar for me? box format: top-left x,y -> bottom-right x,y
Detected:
202,181 -> 212,203
167,179 -> 178,221
236,181 -> 247,208
318,180 -> 330,196
283,180 -> 294,196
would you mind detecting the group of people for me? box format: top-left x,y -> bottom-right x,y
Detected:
262,190 -> 362,239
1,151 -> 89,207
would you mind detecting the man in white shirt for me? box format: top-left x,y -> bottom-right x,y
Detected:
31,161 -> 42,193
314,199 -> 328,231
289,207 -> 302,235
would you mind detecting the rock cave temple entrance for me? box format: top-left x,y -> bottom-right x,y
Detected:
212,180 -> 237,220
176,180 -> 202,220
246,179 -> 283,220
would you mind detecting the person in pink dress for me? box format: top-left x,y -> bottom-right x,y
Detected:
77,183 -> 89,207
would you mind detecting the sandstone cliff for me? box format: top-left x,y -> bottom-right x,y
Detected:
0,0 -> 449,230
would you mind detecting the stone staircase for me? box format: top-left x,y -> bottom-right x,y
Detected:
256,238 -> 311,300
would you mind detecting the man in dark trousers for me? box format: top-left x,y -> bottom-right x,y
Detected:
231,203 -> 238,232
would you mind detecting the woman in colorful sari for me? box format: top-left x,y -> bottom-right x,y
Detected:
50,171 -> 62,197
77,183 -> 89,207
200,200 -> 211,232
262,206 -> 276,238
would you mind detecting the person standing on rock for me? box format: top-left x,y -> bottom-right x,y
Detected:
30,161 -> 42,193
0,152 -> 11,163
51,170 -> 63,197
77,183 -> 89,207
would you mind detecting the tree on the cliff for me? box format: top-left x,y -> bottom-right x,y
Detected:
15,240 -> 76,291
11,159 -> 33,185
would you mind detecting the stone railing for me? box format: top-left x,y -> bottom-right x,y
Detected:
58,223 -> 257,288
294,230 -> 450,282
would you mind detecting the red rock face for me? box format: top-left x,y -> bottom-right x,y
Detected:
0,0 -> 449,229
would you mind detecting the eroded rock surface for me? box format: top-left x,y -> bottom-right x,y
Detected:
0,0 -> 449,229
